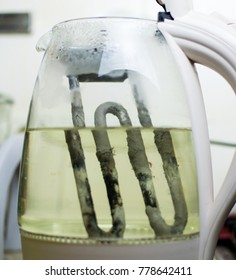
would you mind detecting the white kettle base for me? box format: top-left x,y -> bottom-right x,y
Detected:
21,235 -> 199,260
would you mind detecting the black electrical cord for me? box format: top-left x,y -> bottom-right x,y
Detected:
156,0 -> 167,12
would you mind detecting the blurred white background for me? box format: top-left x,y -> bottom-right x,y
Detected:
0,0 -> 235,196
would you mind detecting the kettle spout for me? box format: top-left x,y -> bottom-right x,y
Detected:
36,30 -> 52,52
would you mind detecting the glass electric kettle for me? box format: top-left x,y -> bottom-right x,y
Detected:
17,3 -> 236,260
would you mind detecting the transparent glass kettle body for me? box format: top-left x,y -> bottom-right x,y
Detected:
18,18 -> 199,258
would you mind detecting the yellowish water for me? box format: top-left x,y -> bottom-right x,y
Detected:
18,127 -> 199,244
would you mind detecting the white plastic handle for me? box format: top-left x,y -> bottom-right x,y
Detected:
159,11 -> 236,259
164,0 -> 193,18
159,12 -> 236,88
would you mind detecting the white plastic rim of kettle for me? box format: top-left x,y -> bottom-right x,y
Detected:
158,10 -> 236,259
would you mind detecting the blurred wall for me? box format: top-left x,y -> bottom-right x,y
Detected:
0,0 -> 235,195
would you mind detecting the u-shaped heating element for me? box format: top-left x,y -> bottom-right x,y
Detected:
92,102 -> 131,238
65,75 -> 188,239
